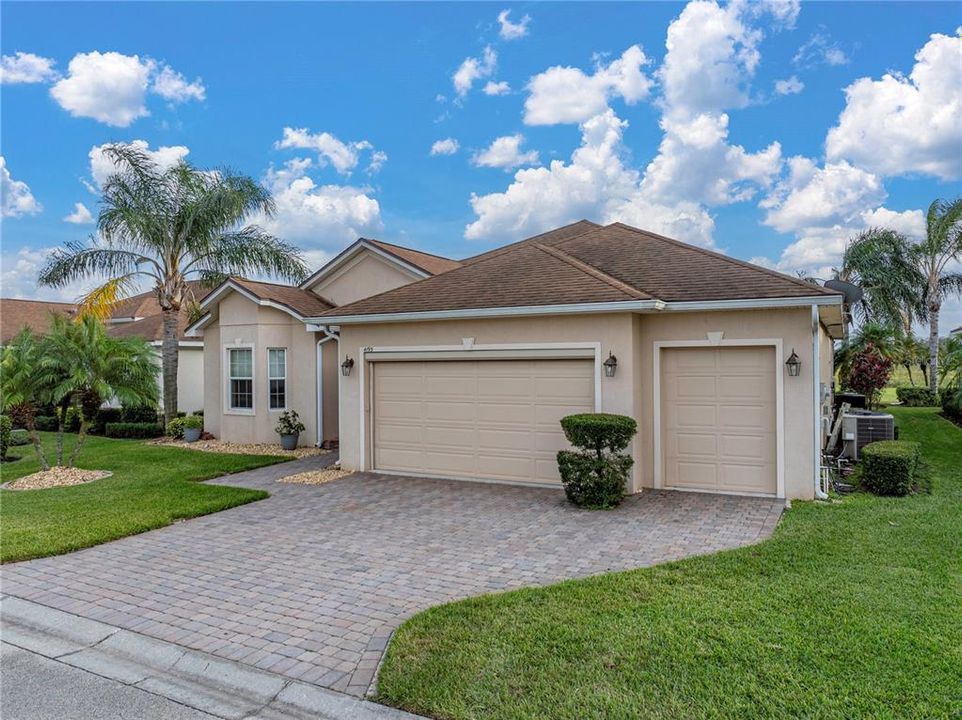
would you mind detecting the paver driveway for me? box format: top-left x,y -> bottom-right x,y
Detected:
2,456 -> 784,696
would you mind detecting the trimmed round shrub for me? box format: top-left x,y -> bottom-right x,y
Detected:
861,440 -> 921,496
9,429 -> 29,447
895,387 -> 939,407
557,413 -> 638,509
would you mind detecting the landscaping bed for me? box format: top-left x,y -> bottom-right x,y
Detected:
0,433 -> 286,563
151,438 -> 329,458
376,407 -> 960,719
278,468 -> 352,485
3,467 -> 111,491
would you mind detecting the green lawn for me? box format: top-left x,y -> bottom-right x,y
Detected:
1,433 -> 284,563
377,407 -> 961,719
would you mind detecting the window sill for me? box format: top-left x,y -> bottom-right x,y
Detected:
225,409 -> 255,416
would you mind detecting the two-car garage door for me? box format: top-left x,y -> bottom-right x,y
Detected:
372,358 -> 594,485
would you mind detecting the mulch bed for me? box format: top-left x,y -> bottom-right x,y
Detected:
3,466 -> 112,491
150,438 -> 329,458
277,468 -> 352,485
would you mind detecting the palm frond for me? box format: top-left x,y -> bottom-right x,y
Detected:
78,274 -> 141,321
187,227 -> 308,282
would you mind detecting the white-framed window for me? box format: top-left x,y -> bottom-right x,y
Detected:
227,347 -> 254,411
268,348 -> 287,410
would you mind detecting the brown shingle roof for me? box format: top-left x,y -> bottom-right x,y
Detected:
317,221 -> 839,320
230,278 -> 335,317
366,239 -> 462,276
0,299 -> 77,343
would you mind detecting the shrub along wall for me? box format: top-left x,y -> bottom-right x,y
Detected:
104,422 -> 164,439
861,440 -> 922,496
941,389 -> 962,423
895,387 -> 939,407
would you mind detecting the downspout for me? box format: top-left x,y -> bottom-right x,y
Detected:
315,327 -> 339,447
812,304 -> 828,499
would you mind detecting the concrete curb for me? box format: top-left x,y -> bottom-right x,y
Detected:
1,595 -> 422,720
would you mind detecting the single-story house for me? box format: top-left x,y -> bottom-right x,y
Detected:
0,285 -> 208,412
188,222 -> 845,500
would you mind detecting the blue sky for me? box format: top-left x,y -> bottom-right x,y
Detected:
2,1 -> 961,327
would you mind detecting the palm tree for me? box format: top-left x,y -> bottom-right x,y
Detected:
919,198 -> 962,394
838,199 -> 962,394
38,144 -> 308,426
838,228 -> 925,334
39,314 -> 159,466
834,321 -> 898,384
1,328 -> 53,470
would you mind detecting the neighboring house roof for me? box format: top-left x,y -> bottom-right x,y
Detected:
108,280 -> 209,321
315,222 -> 841,322
229,278 -> 335,316
106,281 -> 212,342
951,326 -> 962,336
0,298 -> 77,343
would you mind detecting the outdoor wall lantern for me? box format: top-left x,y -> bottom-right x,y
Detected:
785,349 -> 801,377
341,356 -> 355,377
603,352 -> 618,378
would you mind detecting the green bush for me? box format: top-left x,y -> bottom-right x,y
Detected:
120,406 -> 159,424
895,387 -> 939,407
861,440 -> 921,496
165,416 -> 188,439
9,429 -> 29,446
91,408 -> 123,435
183,414 -> 203,429
64,406 -> 81,433
105,422 -> 164,439
557,413 -> 638,509
0,415 -> 11,460
941,387 -> 962,423
35,416 -> 58,432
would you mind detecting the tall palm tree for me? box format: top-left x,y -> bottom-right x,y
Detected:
39,314 -> 159,466
1,328 -> 53,470
919,198 -> 962,394
38,144 -> 308,425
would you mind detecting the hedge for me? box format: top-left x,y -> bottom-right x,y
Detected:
104,422 -> 164,439
35,416 -> 58,432
941,388 -> 962,423
895,387 -> 939,407
861,440 -> 921,496
0,415 -> 11,460
9,429 -> 29,446
120,406 -> 159,424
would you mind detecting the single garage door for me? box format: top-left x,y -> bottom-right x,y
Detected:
662,346 -> 776,495
373,358 -> 594,485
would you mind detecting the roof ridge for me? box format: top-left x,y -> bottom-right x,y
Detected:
532,243 -> 652,300
1,297 -> 76,306
232,276 -> 298,290
461,220 -> 602,264
606,223 -> 839,296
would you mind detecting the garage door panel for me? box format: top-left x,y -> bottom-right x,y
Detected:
374,358 -> 594,485
662,346 -> 776,496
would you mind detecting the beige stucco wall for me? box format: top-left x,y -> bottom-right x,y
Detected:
202,292 -> 333,446
338,307 -> 821,499
308,251 -> 422,306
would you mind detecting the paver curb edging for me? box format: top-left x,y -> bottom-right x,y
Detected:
0,595 -> 424,720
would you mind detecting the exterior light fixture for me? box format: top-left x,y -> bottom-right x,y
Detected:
341,356 -> 355,377
785,349 -> 801,377
603,352 -> 618,378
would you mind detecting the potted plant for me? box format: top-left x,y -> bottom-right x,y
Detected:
275,410 -> 305,450
182,415 -> 203,442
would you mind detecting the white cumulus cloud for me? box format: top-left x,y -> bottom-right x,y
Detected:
430,138 -> 460,156
1,156 -> 42,217
256,158 -> 383,248
465,110 -> 715,246
0,52 -> 58,84
471,134 -> 540,170
524,45 -> 651,125
483,80 -> 511,96
793,32 -> 849,69
825,29 -> 962,180
0,246 -> 97,301
63,202 -> 94,224
275,127 -> 383,176
453,46 -> 497,98
151,64 -> 206,102
497,9 -> 531,40
774,76 -> 804,95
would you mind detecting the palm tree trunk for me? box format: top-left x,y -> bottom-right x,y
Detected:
55,404 -> 67,467
905,364 -> 914,385
161,309 -> 179,427
27,418 -> 50,471
69,418 -> 89,467
928,305 -> 940,395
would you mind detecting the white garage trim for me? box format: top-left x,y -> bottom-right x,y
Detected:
653,338 -> 785,499
357,342 -> 603,472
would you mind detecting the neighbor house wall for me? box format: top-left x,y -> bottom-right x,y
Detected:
202,292 -> 322,445
174,346 -> 205,413
636,307 -> 817,499
308,252 -> 423,306
337,314 -> 640,487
